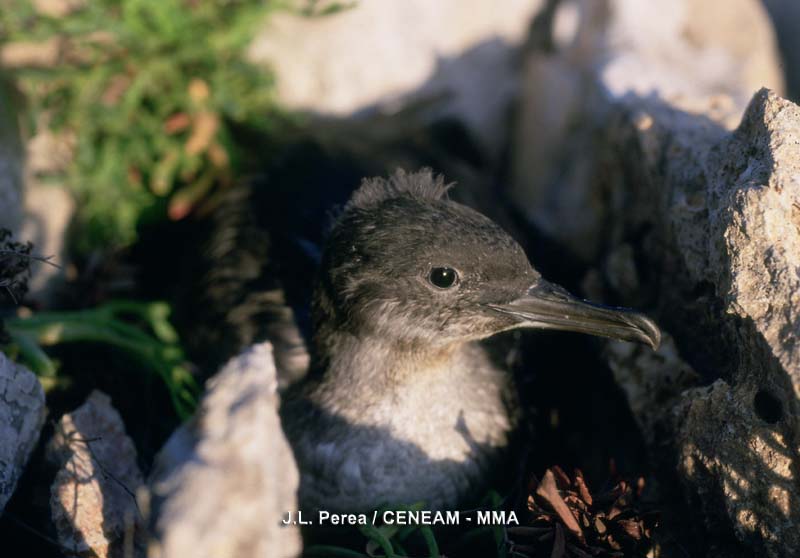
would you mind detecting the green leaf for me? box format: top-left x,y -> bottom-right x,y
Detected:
4,300 -> 200,419
304,546 -> 368,558
358,522 -> 396,557
1,0 -> 279,253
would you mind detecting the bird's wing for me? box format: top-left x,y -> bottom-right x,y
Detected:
161,182 -> 312,388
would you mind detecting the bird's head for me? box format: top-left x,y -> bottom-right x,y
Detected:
313,169 -> 660,355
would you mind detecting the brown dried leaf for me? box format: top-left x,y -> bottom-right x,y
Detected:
188,78 -> 210,103
168,170 -> 215,220
551,465 -> 572,489
574,469 -> 593,506
527,493 -> 537,511
594,516 -> 607,535
185,112 -> 219,156
164,113 -> 192,135
536,469 -> 585,542
207,142 -> 230,168
101,74 -> 131,106
516,467 -> 657,558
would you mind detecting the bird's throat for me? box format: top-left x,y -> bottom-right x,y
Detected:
309,332 -> 462,411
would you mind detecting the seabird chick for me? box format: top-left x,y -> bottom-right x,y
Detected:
281,169 -> 660,512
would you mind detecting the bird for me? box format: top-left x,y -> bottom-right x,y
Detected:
279,168 -> 661,513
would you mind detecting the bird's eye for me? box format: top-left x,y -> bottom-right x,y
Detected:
429,267 -> 459,289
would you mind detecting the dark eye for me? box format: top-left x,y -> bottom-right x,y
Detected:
429,267 -> 459,289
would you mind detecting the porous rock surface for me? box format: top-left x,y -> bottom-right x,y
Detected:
147,342 -> 301,558
48,390 -> 146,558
513,1 -> 799,556
0,352 -> 45,512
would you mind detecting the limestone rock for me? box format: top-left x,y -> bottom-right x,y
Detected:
512,1 -> 799,555
20,181 -> 74,303
0,79 -> 72,304
19,122 -> 76,303
657,89 -> 800,558
48,390 -> 146,558
674,379 -> 796,556
511,0 -> 784,261
0,352 -> 45,512
147,343 -> 301,558
248,0 -> 544,158
606,334 -> 700,447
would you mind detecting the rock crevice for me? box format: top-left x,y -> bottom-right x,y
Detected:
512,1 -> 800,555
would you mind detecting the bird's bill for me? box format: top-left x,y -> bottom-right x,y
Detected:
489,281 -> 661,349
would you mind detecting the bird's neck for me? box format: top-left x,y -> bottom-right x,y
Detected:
308,330 -> 462,411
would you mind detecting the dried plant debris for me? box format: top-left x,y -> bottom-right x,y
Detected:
509,466 -> 658,558
0,228 -> 33,306
0,228 -> 33,344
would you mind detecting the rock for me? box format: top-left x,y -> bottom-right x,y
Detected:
0,79 -> 23,234
48,390 -> 146,558
606,334 -> 700,448
20,181 -> 74,303
597,89 -> 800,557
674,379 -> 797,557
0,352 -> 45,512
511,0 -> 784,261
147,343 -> 301,558
512,2 -> 800,555
0,77 -> 72,304
248,0 -> 544,158
762,0 -> 800,101
20,123 -> 76,304
663,90 -> 800,557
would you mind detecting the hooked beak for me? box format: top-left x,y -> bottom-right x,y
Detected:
489,281 -> 661,350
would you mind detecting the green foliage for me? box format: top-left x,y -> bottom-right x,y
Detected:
305,502 -> 442,558
305,498 -> 508,558
0,0 -> 278,253
4,300 -> 199,419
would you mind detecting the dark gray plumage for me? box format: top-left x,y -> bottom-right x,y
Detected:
281,169 -> 660,512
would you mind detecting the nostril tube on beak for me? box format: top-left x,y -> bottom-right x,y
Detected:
490,280 -> 661,350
